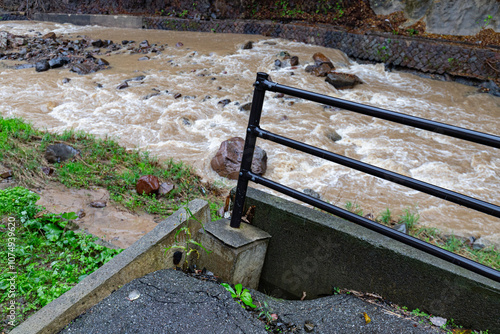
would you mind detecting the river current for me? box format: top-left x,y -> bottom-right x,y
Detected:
1,21 -> 499,246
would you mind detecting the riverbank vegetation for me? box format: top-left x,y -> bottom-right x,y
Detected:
344,202 -> 500,270
0,116 -> 226,330
0,116 -> 224,216
0,186 -> 123,328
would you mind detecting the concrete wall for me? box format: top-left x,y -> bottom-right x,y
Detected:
242,187 -> 500,332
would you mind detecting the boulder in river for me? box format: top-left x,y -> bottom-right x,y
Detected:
325,72 -> 363,90
313,52 -> 335,69
242,41 -> 253,49
312,63 -> 333,77
325,129 -> 342,142
42,32 -> 56,40
35,60 -> 50,72
48,57 -> 69,69
136,175 -> 160,195
211,137 -> 267,180
70,63 -> 96,75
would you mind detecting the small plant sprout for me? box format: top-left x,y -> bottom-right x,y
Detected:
345,201 -> 363,216
378,208 -> 392,224
399,207 -> 420,229
221,283 -> 257,308
164,207 -> 211,268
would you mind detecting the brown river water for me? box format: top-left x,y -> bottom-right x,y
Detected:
1,21 -> 499,247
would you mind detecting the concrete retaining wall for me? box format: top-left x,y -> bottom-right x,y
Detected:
242,187 -> 500,333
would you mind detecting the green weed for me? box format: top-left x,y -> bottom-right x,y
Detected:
0,187 -> 121,329
221,283 -> 257,308
399,208 -> 420,229
345,201 -> 363,216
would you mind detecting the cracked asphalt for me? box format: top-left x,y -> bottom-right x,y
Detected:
58,269 -> 444,333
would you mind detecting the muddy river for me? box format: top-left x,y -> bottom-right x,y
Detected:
1,21 -> 499,247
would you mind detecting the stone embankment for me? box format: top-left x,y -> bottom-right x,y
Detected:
143,16 -> 499,89
1,4 -> 499,92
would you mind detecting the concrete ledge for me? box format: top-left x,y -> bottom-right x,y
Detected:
33,13 -> 143,28
242,187 -> 500,332
11,199 -> 210,334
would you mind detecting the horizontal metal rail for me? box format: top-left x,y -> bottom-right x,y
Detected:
262,79 -> 500,149
242,170 -> 500,283
254,127 -> 500,219
230,72 -> 500,283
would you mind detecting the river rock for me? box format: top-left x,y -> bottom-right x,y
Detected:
326,129 -> 342,142
136,175 -> 160,195
211,137 -> 267,180
0,31 -> 8,49
97,58 -> 110,66
303,188 -> 320,199
70,63 -> 95,75
312,63 -> 333,77
35,60 -> 50,72
239,102 -> 252,112
313,52 -> 334,69
48,57 -> 69,68
290,56 -> 299,66
126,75 -> 146,82
117,81 -> 129,90
325,72 -> 363,89
242,41 -> 253,49
42,32 -> 56,40
91,39 -> 104,48
218,99 -> 231,107
44,144 -> 80,163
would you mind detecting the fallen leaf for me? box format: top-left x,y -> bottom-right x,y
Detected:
363,312 -> 371,324
301,291 -> 307,301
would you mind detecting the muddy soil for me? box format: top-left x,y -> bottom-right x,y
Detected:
34,182 -> 158,249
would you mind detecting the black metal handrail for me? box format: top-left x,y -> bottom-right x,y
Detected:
230,72 -> 500,283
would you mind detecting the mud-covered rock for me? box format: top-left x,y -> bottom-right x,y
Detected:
136,175 -> 160,195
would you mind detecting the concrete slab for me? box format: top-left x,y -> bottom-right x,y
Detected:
205,218 -> 271,248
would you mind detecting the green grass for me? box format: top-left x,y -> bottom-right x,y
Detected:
0,116 -> 223,217
0,187 -> 122,330
343,201 -> 500,270
0,116 -> 228,330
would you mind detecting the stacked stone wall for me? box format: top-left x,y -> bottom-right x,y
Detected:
144,17 -> 500,82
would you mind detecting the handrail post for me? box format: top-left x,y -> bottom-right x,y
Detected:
230,72 -> 269,228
